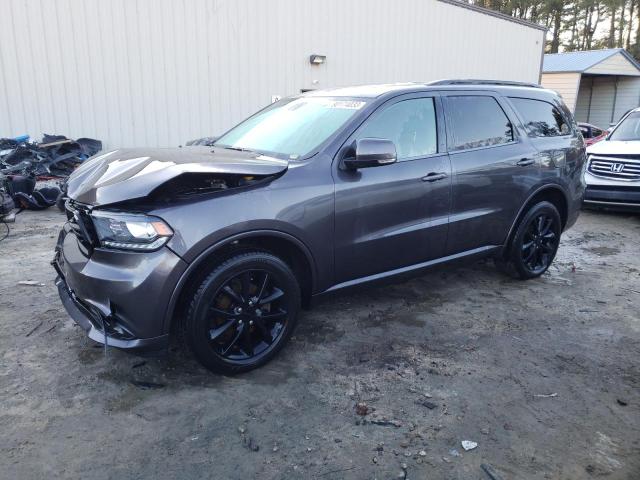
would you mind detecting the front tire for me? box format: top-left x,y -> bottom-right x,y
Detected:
498,201 -> 562,280
183,251 -> 301,374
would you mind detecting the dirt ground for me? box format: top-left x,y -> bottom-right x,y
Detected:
0,208 -> 638,480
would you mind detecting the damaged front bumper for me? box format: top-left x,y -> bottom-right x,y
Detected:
54,270 -> 168,351
52,220 -> 188,353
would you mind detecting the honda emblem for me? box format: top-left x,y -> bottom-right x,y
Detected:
610,163 -> 625,173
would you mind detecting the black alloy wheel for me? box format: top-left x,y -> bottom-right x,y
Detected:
520,212 -> 559,275
209,269 -> 288,361
183,252 -> 300,374
498,201 -> 562,280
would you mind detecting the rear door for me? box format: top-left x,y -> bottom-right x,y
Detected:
507,96 -> 583,192
442,92 -> 539,255
333,93 -> 451,283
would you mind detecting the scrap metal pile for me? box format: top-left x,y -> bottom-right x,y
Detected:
0,134 -> 102,178
0,134 -> 101,216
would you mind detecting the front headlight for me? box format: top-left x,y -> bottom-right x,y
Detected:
91,211 -> 173,251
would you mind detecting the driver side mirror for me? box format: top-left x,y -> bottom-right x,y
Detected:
343,138 -> 397,170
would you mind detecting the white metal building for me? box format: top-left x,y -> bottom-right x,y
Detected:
541,49 -> 640,129
0,0 -> 545,150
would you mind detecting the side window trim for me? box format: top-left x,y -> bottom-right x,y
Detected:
343,93 -> 445,163
442,92 -> 520,154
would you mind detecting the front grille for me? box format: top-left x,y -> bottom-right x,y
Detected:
65,200 -> 96,247
588,155 -> 640,181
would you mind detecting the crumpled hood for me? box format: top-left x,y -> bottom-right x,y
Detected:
66,147 -> 288,205
587,140 -> 640,155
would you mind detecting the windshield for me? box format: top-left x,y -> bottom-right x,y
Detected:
214,97 -> 367,159
609,112 -> 640,141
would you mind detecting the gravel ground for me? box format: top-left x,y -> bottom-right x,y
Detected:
0,208 -> 639,480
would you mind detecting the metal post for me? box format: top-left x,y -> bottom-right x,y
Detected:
586,76 -> 594,123
611,76 -> 619,125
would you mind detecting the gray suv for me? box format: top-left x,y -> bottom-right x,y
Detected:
53,81 -> 586,374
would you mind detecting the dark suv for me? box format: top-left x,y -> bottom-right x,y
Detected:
53,81 -> 586,374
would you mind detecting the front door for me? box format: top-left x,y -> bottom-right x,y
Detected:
333,94 -> 451,284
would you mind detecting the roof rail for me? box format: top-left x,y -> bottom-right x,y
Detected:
428,79 -> 542,88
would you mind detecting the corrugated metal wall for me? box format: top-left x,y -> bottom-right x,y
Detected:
0,0 -> 544,150
575,76 -> 640,128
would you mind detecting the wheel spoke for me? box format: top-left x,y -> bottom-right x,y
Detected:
261,309 -> 287,320
221,323 -> 244,355
257,273 -> 269,301
223,285 -> 243,304
524,245 -> 537,263
540,252 -> 550,267
240,324 -> 254,356
209,307 -> 235,318
253,318 -> 273,345
522,241 -> 534,251
259,287 -> 284,305
540,218 -> 552,235
209,318 -> 236,340
535,248 -> 545,269
536,215 -> 545,234
240,272 -> 252,300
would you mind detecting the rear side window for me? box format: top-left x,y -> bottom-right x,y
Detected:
357,97 -> 437,160
447,96 -> 514,151
510,97 -> 570,137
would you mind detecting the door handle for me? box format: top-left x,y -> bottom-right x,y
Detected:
516,158 -> 535,166
421,172 -> 447,182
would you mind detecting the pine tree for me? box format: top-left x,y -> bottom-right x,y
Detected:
462,0 -> 640,60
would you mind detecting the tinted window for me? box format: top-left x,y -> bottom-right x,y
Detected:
510,97 -> 570,137
447,96 -> 513,151
356,98 -> 437,159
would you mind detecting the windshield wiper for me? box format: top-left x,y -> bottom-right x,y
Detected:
219,145 -> 256,153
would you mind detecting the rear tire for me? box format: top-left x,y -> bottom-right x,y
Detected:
182,251 -> 301,374
497,201 -> 562,280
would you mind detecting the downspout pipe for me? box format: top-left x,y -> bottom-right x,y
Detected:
587,76 -> 594,123
611,76 -> 619,125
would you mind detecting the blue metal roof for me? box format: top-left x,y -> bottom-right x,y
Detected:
543,48 -> 640,73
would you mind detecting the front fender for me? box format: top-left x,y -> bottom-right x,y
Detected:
161,228 -> 318,334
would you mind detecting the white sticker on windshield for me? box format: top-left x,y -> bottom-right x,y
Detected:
290,98 -> 366,111
328,100 -> 366,110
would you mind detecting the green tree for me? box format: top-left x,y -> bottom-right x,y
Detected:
464,0 -> 640,60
